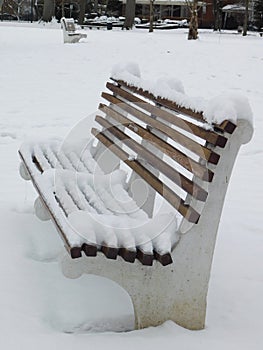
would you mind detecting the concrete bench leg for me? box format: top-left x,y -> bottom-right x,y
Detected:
60,252 -> 207,330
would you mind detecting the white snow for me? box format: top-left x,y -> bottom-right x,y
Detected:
112,63 -> 254,126
68,210 -> 178,253
28,165 -> 179,253
0,22 -> 262,349
111,61 -> 141,80
204,92 -> 254,125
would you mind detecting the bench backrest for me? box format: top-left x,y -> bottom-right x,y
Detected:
61,17 -> 76,32
91,79 -> 237,226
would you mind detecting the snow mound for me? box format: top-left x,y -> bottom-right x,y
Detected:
203,92 -> 254,125
111,62 -> 254,127
111,62 -> 141,83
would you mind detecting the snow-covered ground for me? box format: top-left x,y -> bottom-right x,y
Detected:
0,22 -> 262,349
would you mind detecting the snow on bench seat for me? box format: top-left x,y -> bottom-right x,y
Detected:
19,141 -> 103,180
29,168 -> 179,265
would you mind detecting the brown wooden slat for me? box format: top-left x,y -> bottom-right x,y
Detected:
119,248 -> 137,263
96,115 -> 208,201
216,120 -> 237,134
154,252 -> 173,266
106,82 -> 227,148
99,103 -> 214,182
82,243 -> 97,257
136,249 -> 154,266
102,92 -> 220,165
32,155 -> 44,173
111,78 -> 206,122
54,194 -> 68,217
101,245 -> 119,259
111,79 -> 237,135
91,128 -> 200,223
70,247 -> 82,259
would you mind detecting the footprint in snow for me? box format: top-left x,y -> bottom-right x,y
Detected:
0,132 -> 17,144
0,131 -> 17,139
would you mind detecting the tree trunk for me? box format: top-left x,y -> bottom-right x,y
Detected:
213,0 -> 220,31
34,4 -> 40,20
61,0 -> 65,18
78,0 -> 86,24
93,0 -> 98,12
123,0 -> 135,29
42,0 -> 55,22
149,0 -> 154,32
243,0 -> 249,36
188,0 -> 198,40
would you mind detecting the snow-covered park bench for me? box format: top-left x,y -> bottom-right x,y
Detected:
18,68 -> 253,330
61,17 -> 87,43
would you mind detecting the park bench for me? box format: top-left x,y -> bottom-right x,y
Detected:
61,17 -> 87,43
19,74 -> 253,330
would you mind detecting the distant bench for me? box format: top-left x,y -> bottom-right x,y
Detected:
61,17 -> 87,43
19,76 -> 253,330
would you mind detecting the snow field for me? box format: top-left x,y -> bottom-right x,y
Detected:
0,22 -> 262,349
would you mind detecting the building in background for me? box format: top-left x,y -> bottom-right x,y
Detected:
121,0 -> 255,29
0,0 -> 257,30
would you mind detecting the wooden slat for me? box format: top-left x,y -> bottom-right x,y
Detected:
102,92 -> 220,165
99,103 -> 214,182
111,79 -> 237,134
106,82 -> 227,148
96,115 -> 208,201
19,151 -> 78,256
70,247 -> 82,259
91,128 -> 200,223
82,243 -> 97,257
101,245 -> 119,259
111,78 -> 206,122
136,249 -> 154,266
32,155 -> 44,173
214,120 -> 237,134
154,252 -> 173,266
119,248 -> 137,263
54,194 -> 68,217
20,151 -> 101,260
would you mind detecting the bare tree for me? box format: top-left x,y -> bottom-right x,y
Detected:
78,0 -> 85,24
243,0 -> 249,36
123,0 -> 135,29
254,0 -> 263,30
42,0 -> 55,22
149,0 -> 154,32
61,0 -> 65,18
213,0 -> 221,31
1,0 -> 26,20
93,0 -> 98,12
186,0 -> 199,40
1,0 -> 38,20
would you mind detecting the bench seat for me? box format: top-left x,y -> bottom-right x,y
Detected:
19,142 -> 179,265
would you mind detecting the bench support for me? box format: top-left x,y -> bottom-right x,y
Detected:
60,253 -> 207,330
60,119 -> 253,330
